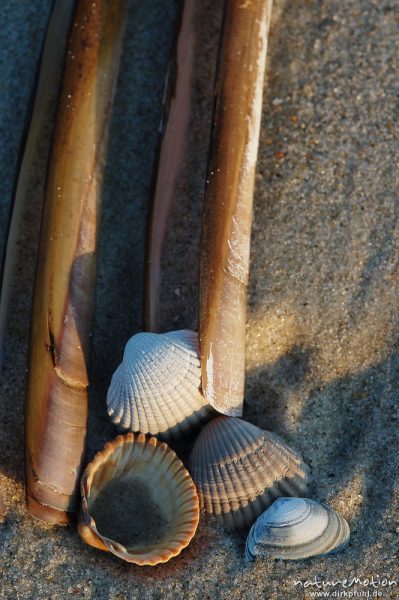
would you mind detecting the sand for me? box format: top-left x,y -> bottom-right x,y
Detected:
90,478 -> 170,549
0,0 -> 398,598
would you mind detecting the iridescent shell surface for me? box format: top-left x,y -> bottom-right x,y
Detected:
245,497 -> 350,560
78,433 -> 200,566
187,416 -> 310,528
107,330 -> 214,441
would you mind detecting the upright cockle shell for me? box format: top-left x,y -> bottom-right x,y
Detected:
78,433 -> 200,566
107,330 -> 214,440
187,416 -> 310,528
245,497 -> 350,560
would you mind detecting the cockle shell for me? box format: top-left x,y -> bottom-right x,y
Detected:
187,416 -> 310,528
78,433 -> 200,566
245,497 -> 350,560
107,330 -> 214,441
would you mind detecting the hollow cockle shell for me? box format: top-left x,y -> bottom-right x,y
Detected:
187,416 -> 310,528
78,433 -> 200,566
107,330 -> 215,441
245,497 -> 350,560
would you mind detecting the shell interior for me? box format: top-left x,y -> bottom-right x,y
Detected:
245,497 -> 350,560
79,433 -> 199,565
107,330 -> 214,440
188,416 -> 310,528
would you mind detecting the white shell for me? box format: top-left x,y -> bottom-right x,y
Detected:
107,330 -> 214,440
245,497 -> 350,560
187,416 -> 310,528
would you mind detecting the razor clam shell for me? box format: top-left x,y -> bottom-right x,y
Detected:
187,416 -> 310,528
78,432 -> 200,566
107,330 -> 214,440
245,497 -> 350,560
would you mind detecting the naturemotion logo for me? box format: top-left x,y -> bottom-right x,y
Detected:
292,576 -> 398,598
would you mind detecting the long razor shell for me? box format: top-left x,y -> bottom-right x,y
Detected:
199,0 -> 273,416
0,0 -> 76,366
78,433 -> 200,566
107,330 -> 214,441
245,497 -> 350,560
25,0 -> 127,524
144,0 -> 196,333
188,416 -> 310,528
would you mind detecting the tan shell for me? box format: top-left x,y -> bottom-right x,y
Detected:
187,416 -> 310,528
78,433 -> 200,565
199,0 -> 273,418
107,330 -> 214,441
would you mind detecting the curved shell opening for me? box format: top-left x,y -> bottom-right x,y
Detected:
80,434 -> 199,565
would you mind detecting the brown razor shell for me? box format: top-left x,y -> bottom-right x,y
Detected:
199,0 -> 273,416
0,0 -> 76,366
144,0 -> 197,333
25,0 -> 127,524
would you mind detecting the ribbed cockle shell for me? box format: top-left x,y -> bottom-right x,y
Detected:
187,416 -> 310,528
107,330 -> 214,440
245,497 -> 350,560
78,433 -> 200,566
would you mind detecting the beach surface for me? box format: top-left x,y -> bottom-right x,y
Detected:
0,1 -> 398,598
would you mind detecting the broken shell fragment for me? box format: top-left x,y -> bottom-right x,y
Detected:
107,330 -> 214,440
245,497 -> 350,560
187,416 -> 310,528
78,433 -> 200,566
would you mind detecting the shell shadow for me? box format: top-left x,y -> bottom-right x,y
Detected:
244,342 -> 399,557
244,0 -> 399,562
244,345 -> 313,437
293,350 -> 399,556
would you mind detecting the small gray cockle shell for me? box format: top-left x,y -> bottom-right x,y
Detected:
245,497 -> 350,560
187,416 -> 310,528
107,330 -> 214,441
